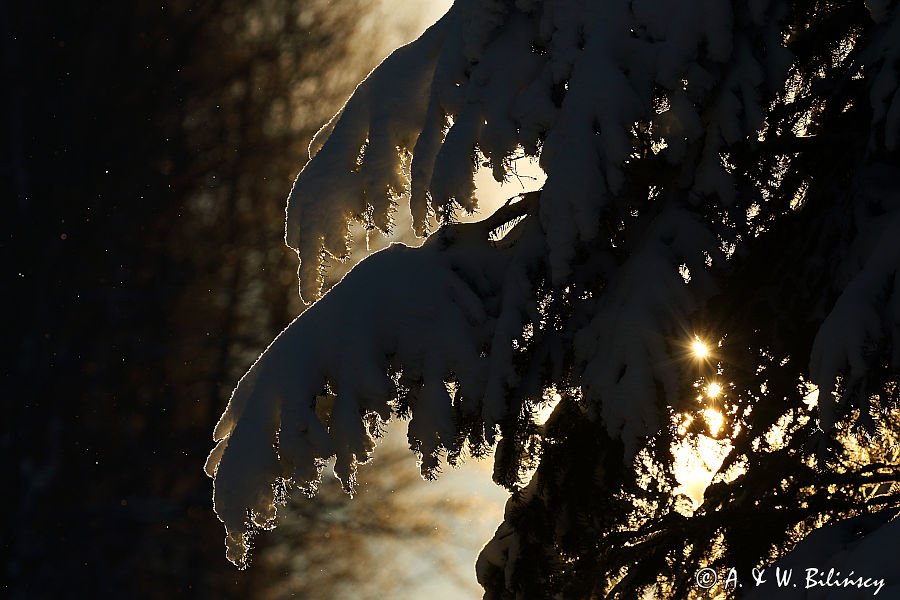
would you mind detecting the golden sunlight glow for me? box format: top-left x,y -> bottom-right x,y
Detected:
703,408 -> 724,436
535,390 -> 563,425
677,414 -> 693,436
691,339 -> 710,359
672,434 -> 733,510
671,377 -> 742,512
802,384 -> 819,411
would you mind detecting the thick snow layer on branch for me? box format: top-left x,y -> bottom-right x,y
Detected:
285,13 -> 450,301
864,4 -> 900,150
810,166 -> 900,428
576,207 -> 720,457
475,476 -> 544,592
285,0 -> 790,301
207,242 -> 485,565
208,198 -> 547,566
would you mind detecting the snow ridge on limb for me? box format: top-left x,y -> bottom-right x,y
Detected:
284,0 -> 791,303
576,206 -> 721,458
864,2 -> 900,150
284,10 -> 451,303
208,242 -> 485,566
208,193 -> 544,567
806,6 -> 900,429
810,165 -> 900,429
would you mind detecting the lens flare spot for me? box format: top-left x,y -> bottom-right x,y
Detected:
691,339 -> 710,359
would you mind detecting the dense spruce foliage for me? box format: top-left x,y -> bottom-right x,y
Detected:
207,0 -> 896,597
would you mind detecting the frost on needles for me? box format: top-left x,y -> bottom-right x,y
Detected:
206,0 -> 900,590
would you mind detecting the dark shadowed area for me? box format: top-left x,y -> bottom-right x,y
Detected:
4,2 -> 484,597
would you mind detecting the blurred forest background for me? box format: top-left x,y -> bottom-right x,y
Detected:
4,1 -> 505,598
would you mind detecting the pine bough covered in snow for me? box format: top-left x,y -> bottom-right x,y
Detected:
207,0 -> 900,596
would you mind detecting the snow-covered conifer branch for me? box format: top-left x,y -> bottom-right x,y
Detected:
208,192 -> 547,566
209,0 -> 900,588
284,0 -> 791,302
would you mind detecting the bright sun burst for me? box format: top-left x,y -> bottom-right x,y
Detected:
691,338 -> 710,359
707,382 -> 723,398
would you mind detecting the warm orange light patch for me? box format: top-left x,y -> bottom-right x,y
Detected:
703,408 -> 724,436
535,388 -> 563,425
691,339 -> 710,359
802,384 -> 819,411
672,434 -> 733,509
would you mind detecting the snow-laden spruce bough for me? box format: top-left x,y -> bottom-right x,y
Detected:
207,0 -> 900,596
